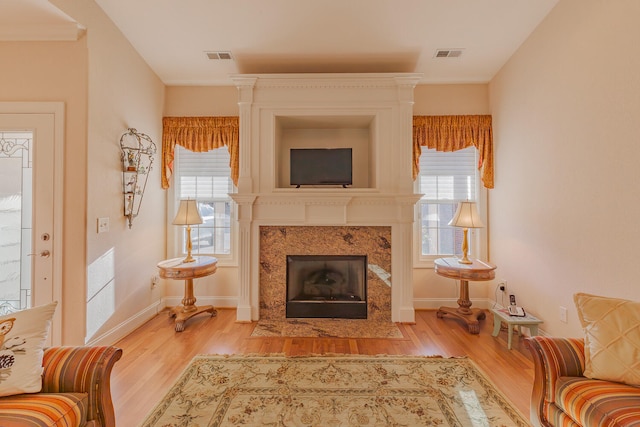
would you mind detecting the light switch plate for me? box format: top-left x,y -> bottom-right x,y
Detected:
97,217 -> 110,233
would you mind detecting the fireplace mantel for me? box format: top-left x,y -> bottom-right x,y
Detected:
231,73 -> 422,323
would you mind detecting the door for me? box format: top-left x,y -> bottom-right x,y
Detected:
0,103 -> 64,344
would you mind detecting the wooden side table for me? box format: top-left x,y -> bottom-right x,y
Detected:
157,256 -> 218,332
434,257 -> 496,334
490,308 -> 543,349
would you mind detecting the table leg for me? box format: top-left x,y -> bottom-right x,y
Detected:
168,278 -> 217,332
436,279 -> 485,334
492,313 -> 501,337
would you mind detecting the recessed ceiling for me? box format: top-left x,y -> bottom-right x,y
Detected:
3,0 -> 560,86
93,0 -> 559,85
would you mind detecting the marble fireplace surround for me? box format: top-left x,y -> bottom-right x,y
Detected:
260,226 -> 391,323
230,73 -> 422,324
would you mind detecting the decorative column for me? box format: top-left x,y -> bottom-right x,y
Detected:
231,77 -> 257,322
230,195 -> 256,321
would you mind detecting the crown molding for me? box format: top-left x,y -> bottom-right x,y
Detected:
0,23 -> 85,41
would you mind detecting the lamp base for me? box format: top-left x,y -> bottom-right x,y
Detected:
182,226 -> 197,263
457,228 -> 472,264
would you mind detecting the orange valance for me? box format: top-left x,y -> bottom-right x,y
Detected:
413,115 -> 494,189
161,116 -> 239,189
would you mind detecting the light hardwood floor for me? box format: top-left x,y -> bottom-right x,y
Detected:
111,308 -> 535,426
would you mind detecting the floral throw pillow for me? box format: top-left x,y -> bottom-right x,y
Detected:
0,301 -> 57,397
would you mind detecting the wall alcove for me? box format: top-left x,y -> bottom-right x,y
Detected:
274,115 -> 376,189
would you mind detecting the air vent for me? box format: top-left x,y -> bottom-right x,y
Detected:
434,49 -> 463,58
206,51 -> 233,60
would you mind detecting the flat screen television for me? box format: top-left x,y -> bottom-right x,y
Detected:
290,148 -> 352,187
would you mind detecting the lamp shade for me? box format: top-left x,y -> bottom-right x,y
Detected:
172,199 -> 203,226
448,201 -> 484,229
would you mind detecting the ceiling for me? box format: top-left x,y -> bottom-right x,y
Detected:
3,0 -> 560,86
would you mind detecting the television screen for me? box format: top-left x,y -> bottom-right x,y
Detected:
290,148 -> 352,187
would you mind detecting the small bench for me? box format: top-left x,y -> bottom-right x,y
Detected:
490,307 -> 543,349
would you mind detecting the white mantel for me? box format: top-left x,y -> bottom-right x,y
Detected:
231,73 -> 422,323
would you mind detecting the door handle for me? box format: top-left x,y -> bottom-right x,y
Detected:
28,250 -> 50,258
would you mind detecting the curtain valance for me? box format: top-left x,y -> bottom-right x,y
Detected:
161,116 -> 239,189
161,115 -> 492,190
413,115 -> 494,189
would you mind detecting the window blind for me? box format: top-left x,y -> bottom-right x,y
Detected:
176,145 -> 233,199
419,146 -> 477,201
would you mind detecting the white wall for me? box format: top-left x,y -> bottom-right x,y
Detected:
489,0 -> 640,336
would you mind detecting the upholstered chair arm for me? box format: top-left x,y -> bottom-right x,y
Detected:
41,346 -> 123,427
525,337 -> 585,427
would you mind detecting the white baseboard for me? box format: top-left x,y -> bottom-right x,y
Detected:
86,296 -> 239,346
89,297 -> 551,346
162,296 -> 238,309
86,300 -> 163,346
413,298 -> 494,310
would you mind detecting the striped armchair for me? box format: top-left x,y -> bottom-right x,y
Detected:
526,337 -> 640,427
0,346 -> 122,427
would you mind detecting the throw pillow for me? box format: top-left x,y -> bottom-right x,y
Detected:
574,293 -> 640,386
0,301 -> 57,397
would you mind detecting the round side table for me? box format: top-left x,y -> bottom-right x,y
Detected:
157,256 -> 218,332
434,257 -> 496,334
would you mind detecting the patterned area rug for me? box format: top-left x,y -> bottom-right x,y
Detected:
250,318 -> 404,338
139,354 -> 529,427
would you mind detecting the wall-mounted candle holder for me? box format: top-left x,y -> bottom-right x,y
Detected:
119,128 -> 156,228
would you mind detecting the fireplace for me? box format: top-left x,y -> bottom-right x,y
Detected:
231,74 -> 421,324
286,255 -> 367,319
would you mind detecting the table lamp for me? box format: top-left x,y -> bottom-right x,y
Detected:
448,201 -> 484,264
173,199 -> 203,263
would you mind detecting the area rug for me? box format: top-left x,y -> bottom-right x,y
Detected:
139,354 -> 529,427
250,318 -> 404,339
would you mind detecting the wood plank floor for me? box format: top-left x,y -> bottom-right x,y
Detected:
111,308 -> 535,426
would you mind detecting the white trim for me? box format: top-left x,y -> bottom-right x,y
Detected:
0,102 -> 64,345
86,301 -> 163,346
413,297 -> 493,310
0,23 -> 85,41
162,295 -> 238,309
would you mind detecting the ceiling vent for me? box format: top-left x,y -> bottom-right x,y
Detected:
206,51 -> 233,60
434,49 -> 463,58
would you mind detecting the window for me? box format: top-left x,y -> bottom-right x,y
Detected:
416,146 -> 480,261
174,145 -> 235,258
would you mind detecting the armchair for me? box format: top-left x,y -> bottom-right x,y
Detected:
0,346 -> 122,427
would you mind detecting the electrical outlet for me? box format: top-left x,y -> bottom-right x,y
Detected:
498,280 -> 507,292
151,274 -> 159,289
559,306 -> 568,323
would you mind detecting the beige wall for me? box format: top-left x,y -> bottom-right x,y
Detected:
164,86 -> 239,116
165,83 -> 491,310
413,84 -> 492,306
0,40 -> 88,344
51,0 -> 166,344
489,0 -> 640,336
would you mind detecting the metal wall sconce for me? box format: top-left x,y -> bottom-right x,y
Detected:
120,128 -> 156,228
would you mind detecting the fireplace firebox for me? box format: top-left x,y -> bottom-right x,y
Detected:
286,255 -> 367,319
